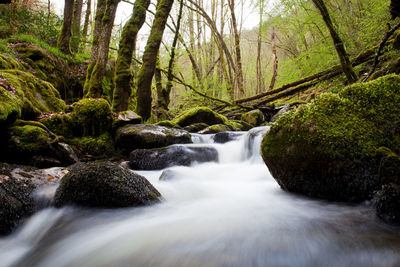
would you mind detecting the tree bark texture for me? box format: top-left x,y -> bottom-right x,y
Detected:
70,0 -> 83,54
112,0 -> 150,112
311,0 -> 358,84
82,0 -> 92,48
136,0 -> 174,120
87,0 -> 120,98
57,0 -> 75,55
268,28 -> 278,91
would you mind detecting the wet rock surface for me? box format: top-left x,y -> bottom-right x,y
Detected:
54,162 -> 161,208
115,124 -> 192,154
129,145 -> 219,170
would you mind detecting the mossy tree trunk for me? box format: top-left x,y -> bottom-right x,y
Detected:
136,0 -> 174,120
87,0 -> 120,98
81,0 -> 92,51
83,0 -> 106,95
57,0 -> 75,55
70,0 -> 83,54
112,0 -> 150,113
311,0 -> 358,84
157,0 -> 183,113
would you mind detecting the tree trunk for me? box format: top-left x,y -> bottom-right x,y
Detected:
112,0 -> 150,112
57,0 -> 74,55
136,0 -> 174,120
70,0 -> 83,54
83,0 -> 106,95
268,28 -> 278,91
82,0 -> 92,48
256,0 -> 264,94
157,0 -> 183,112
311,0 -> 358,84
228,0 -> 244,98
87,0 -> 120,98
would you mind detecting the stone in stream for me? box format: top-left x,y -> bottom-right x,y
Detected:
213,132 -> 242,144
173,107 -> 228,127
198,124 -> 232,134
115,124 -> 192,154
183,123 -> 209,133
54,162 -> 161,208
241,109 -> 265,127
129,145 -> 219,170
261,74 -> 400,203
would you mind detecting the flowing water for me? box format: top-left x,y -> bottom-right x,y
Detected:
1,127 -> 400,267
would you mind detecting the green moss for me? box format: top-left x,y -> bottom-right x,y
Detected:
226,120 -> 244,131
0,83 -> 22,125
0,53 -> 23,70
156,120 -> 180,128
0,69 -> 66,119
71,133 -> 115,157
173,107 -> 228,127
40,113 -> 78,139
73,98 -> 112,136
241,109 -> 264,127
263,74 -> 400,161
8,125 -> 51,154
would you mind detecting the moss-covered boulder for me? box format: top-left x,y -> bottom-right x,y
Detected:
0,69 -> 66,123
115,124 -> 192,154
54,162 -> 162,208
73,98 -> 113,136
156,120 -> 181,129
229,120 -> 252,131
173,107 -> 228,127
70,133 -> 116,160
198,124 -> 232,134
261,74 -> 400,202
4,121 -> 77,167
40,113 -> 78,139
241,109 -> 265,127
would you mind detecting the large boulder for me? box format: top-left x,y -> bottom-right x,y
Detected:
241,109 -> 265,127
115,124 -> 192,154
261,74 -> 400,202
173,107 -> 228,127
54,162 -> 161,208
129,145 -> 218,170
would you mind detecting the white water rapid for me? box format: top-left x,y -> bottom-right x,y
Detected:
1,127 -> 400,267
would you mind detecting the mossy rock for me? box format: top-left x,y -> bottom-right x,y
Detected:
70,133 -> 116,160
173,107 -> 228,127
54,162 -> 162,208
73,98 -> 113,136
183,123 -> 209,133
0,69 -> 66,122
241,109 -> 265,127
0,53 -> 23,70
40,113 -> 78,139
8,125 -> 52,155
261,74 -> 400,202
198,124 -> 232,134
229,120 -> 252,131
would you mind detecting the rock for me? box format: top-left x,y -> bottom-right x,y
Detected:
0,163 -> 35,235
270,105 -> 291,123
70,133 -> 116,160
159,169 -> 176,181
156,120 -> 181,129
261,74 -> 400,202
129,145 -> 219,170
229,120 -> 252,131
198,124 -> 232,134
115,124 -> 192,154
73,98 -> 113,137
113,110 -> 142,129
214,132 -> 242,144
54,162 -> 161,208
184,123 -> 209,133
241,109 -> 265,127
173,107 -> 228,127
0,69 -> 66,124
376,183 -> 400,224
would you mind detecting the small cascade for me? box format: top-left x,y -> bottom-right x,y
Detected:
1,127 -> 400,267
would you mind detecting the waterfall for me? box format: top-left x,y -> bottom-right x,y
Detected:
1,127 -> 400,267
